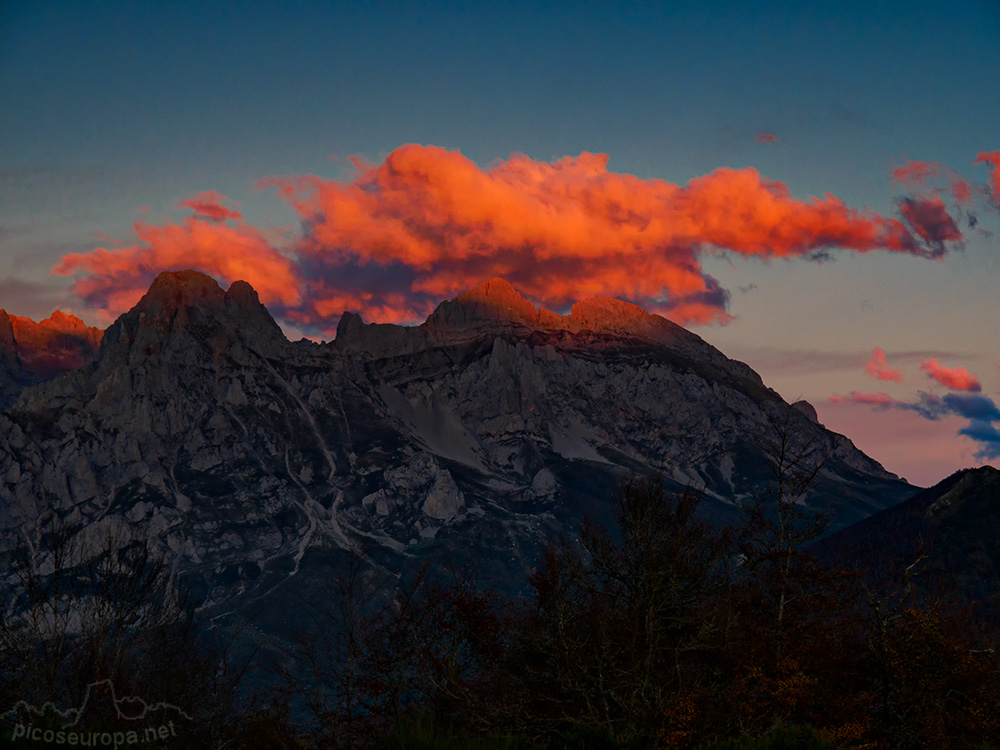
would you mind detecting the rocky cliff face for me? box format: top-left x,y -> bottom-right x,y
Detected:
0,271 -> 914,631
0,309 -> 103,407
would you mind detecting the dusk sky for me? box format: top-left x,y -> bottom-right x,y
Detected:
2,1 -> 998,485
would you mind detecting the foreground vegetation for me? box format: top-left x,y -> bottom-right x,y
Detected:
2,435 -> 999,749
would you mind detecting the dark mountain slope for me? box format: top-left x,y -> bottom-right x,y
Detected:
812,466 -> 1000,624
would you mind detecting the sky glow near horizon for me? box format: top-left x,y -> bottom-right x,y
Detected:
1,1 -> 998,486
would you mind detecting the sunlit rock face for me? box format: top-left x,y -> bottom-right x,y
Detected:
0,309 -> 103,407
0,270 -> 915,638
424,278 -> 565,331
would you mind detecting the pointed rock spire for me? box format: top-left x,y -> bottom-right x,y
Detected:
135,269 -> 226,320
98,270 -> 287,367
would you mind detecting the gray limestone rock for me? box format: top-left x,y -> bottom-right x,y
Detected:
0,270 -> 915,647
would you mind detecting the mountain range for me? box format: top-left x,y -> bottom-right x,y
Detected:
0,270 -> 920,641
0,309 -> 102,408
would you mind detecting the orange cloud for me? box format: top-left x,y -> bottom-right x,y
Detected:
52,211 -> 300,318
865,347 -> 903,382
55,145 -> 966,332
892,161 -> 940,186
951,178 -> 973,206
976,151 -> 1000,208
270,145 -> 960,327
920,359 -> 982,392
178,190 -> 243,222
755,132 -> 777,144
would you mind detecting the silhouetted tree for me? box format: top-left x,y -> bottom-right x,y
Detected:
509,476 -> 734,745
284,547 -> 507,748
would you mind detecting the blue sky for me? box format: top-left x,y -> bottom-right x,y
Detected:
2,1 -> 999,484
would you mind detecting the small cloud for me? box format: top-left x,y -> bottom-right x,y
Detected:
903,392 -> 999,421
829,391 -> 896,408
940,393 -> 1000,421
892,160 -> 940,186
805,249 -> 834,263
920,358 -> 982,392
891,157 -> 993,241
755,132 -> 777,144
897,196 -> 962,256
178,190 -> 243,222
975,151 -> 1000,209
865,347 -> 903,382
891,159 -> 974,207
950,178 -> 973,206
960,420 -> 1000,459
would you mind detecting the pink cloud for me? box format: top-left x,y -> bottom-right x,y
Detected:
178,190 -> 243,222
755,132 -> 777,144
976,151 -> 1000,208
920,359 -> 982,392
865,347 -> 903,382
892,158 -> 977,208
828,391 -> 896,408
892,160 -> 940,186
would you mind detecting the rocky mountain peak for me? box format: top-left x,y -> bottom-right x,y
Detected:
424,277 -> 563,331
224,279 -> 262,308
926,466 -> 1000,520
565,297 -> 685,343
463,277 -> 527,305
791,400 -> 820,423
129,269 -> 282,339
569,297 -> 648,328
0,309 -> 103,390
336,311 -> 366,340
222,278 -> 288,343
421,277 -> 695,346
8,310 -> 103,344
331,277 -> 750,378
93,270 -> 286,371
29,309 -> 99,335
136,269 -> 227,318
